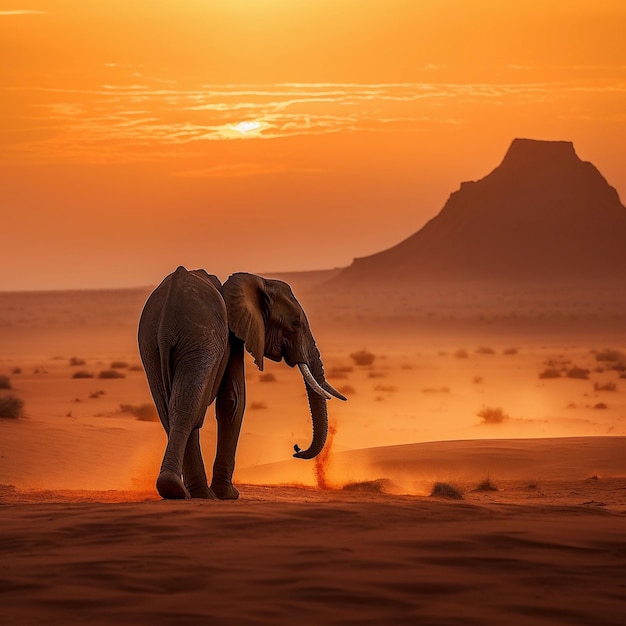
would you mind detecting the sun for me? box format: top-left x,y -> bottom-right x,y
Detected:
230,121 -> 263,135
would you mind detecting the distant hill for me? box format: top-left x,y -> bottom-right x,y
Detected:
332,139 -> 626,286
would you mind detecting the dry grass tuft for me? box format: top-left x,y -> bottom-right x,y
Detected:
119,403 -> 158,422
342,479 -> 388,493
566,366 -> 590,380
69,357 -> 86,366
477,406 -> 509,424
367,371 -> 387,378
473,476 -> 498,492
0,394 -> 24,419
454,349 -> 469,359
327,365 -> 354,379
72,370 -> 94,379
0,375 -> 12,390
594,349 -> 625,362
430,482 -> 463,499
249,401 -> 267,410
110,360 -> 129,369
336,385 -> 355,396
374,384 -> 398,393
349,350 -> 376,366
98,369 -> 125,379
503,347 -> 518,355
594,381 -> 617,392
259,373 -> 277,383
475,346 -> 495,355
539,368 -> 561,379
422,386 -> 451,393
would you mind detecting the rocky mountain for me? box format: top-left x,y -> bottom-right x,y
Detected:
332,139 -> 626,286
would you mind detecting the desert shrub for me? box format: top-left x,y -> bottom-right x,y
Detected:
566,367 -> 590,380
544,357 -> 570,368
110,360 -> 129,369
259,373 -> 276,383
128,364 -> 143,372
374,384 -> 398,393
89,390 -> 106,398
472,376 -> 483,384
336,385 -> 355,395
0,394 -> 24,419
326,368 -> 350,379
119,403 -> 158,422
342,479 -> 388,493
11,367 -> 22,375
454,349 -> 469,359
594,349 -> 625,362
349,350 -> 376,366
69,357 -> 86,366
367,371 -> 386,378
72,370 -> 94,379
430,482 -> 463,499
475,346 -> 495,355
0,375 -> 11,390
328,365 -> 353,376
98,369 -> 125,379
503,348 -> 518,355
422,386 -> 451,393
593,402 -> 608,410
594,381 -> 617,392
473,476 -> 498,492
539,368 -> 561,379
477,406 -> 509,424
249,401 -> 267,410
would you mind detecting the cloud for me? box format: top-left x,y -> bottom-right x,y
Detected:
172,163 -> 290,178
0,10 -> 47,16
4,79 -> 624,164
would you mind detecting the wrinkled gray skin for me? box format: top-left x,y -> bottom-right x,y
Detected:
138,266 -> 346,500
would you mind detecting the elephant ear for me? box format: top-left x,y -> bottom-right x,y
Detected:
222,273 -> 269,370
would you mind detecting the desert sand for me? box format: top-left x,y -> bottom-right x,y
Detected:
1,287 -> 626,625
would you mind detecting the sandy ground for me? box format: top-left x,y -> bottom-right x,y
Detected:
1,287 -> 626,624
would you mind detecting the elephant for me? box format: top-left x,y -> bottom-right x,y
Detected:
138,266 -> 346,500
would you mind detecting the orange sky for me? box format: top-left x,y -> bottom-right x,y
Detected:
1,0 -> 625,290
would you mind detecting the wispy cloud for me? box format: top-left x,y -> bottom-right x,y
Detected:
3,77 -> 624,164
172,163 -> 291,178
0,10 -> 46,16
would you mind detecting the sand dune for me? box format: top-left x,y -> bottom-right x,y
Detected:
2,287 -> 626,624
238,436 -> 626,497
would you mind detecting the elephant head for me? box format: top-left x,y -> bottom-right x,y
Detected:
222,273 -> 346,459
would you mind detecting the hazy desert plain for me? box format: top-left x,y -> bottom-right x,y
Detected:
1,281 -> 626,625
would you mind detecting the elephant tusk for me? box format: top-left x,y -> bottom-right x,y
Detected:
322,381 -> 347,402
298,363 -> 332,400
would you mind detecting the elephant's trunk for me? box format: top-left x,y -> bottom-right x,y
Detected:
293,334 -> 335,459
293,383 -> 329,459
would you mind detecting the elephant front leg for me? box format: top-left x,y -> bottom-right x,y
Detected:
211,339 -> 246,500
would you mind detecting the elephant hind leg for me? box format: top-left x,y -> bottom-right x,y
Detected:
156,361 -> 214,500
156,470 -> 190,500
183,429 -> 216,499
